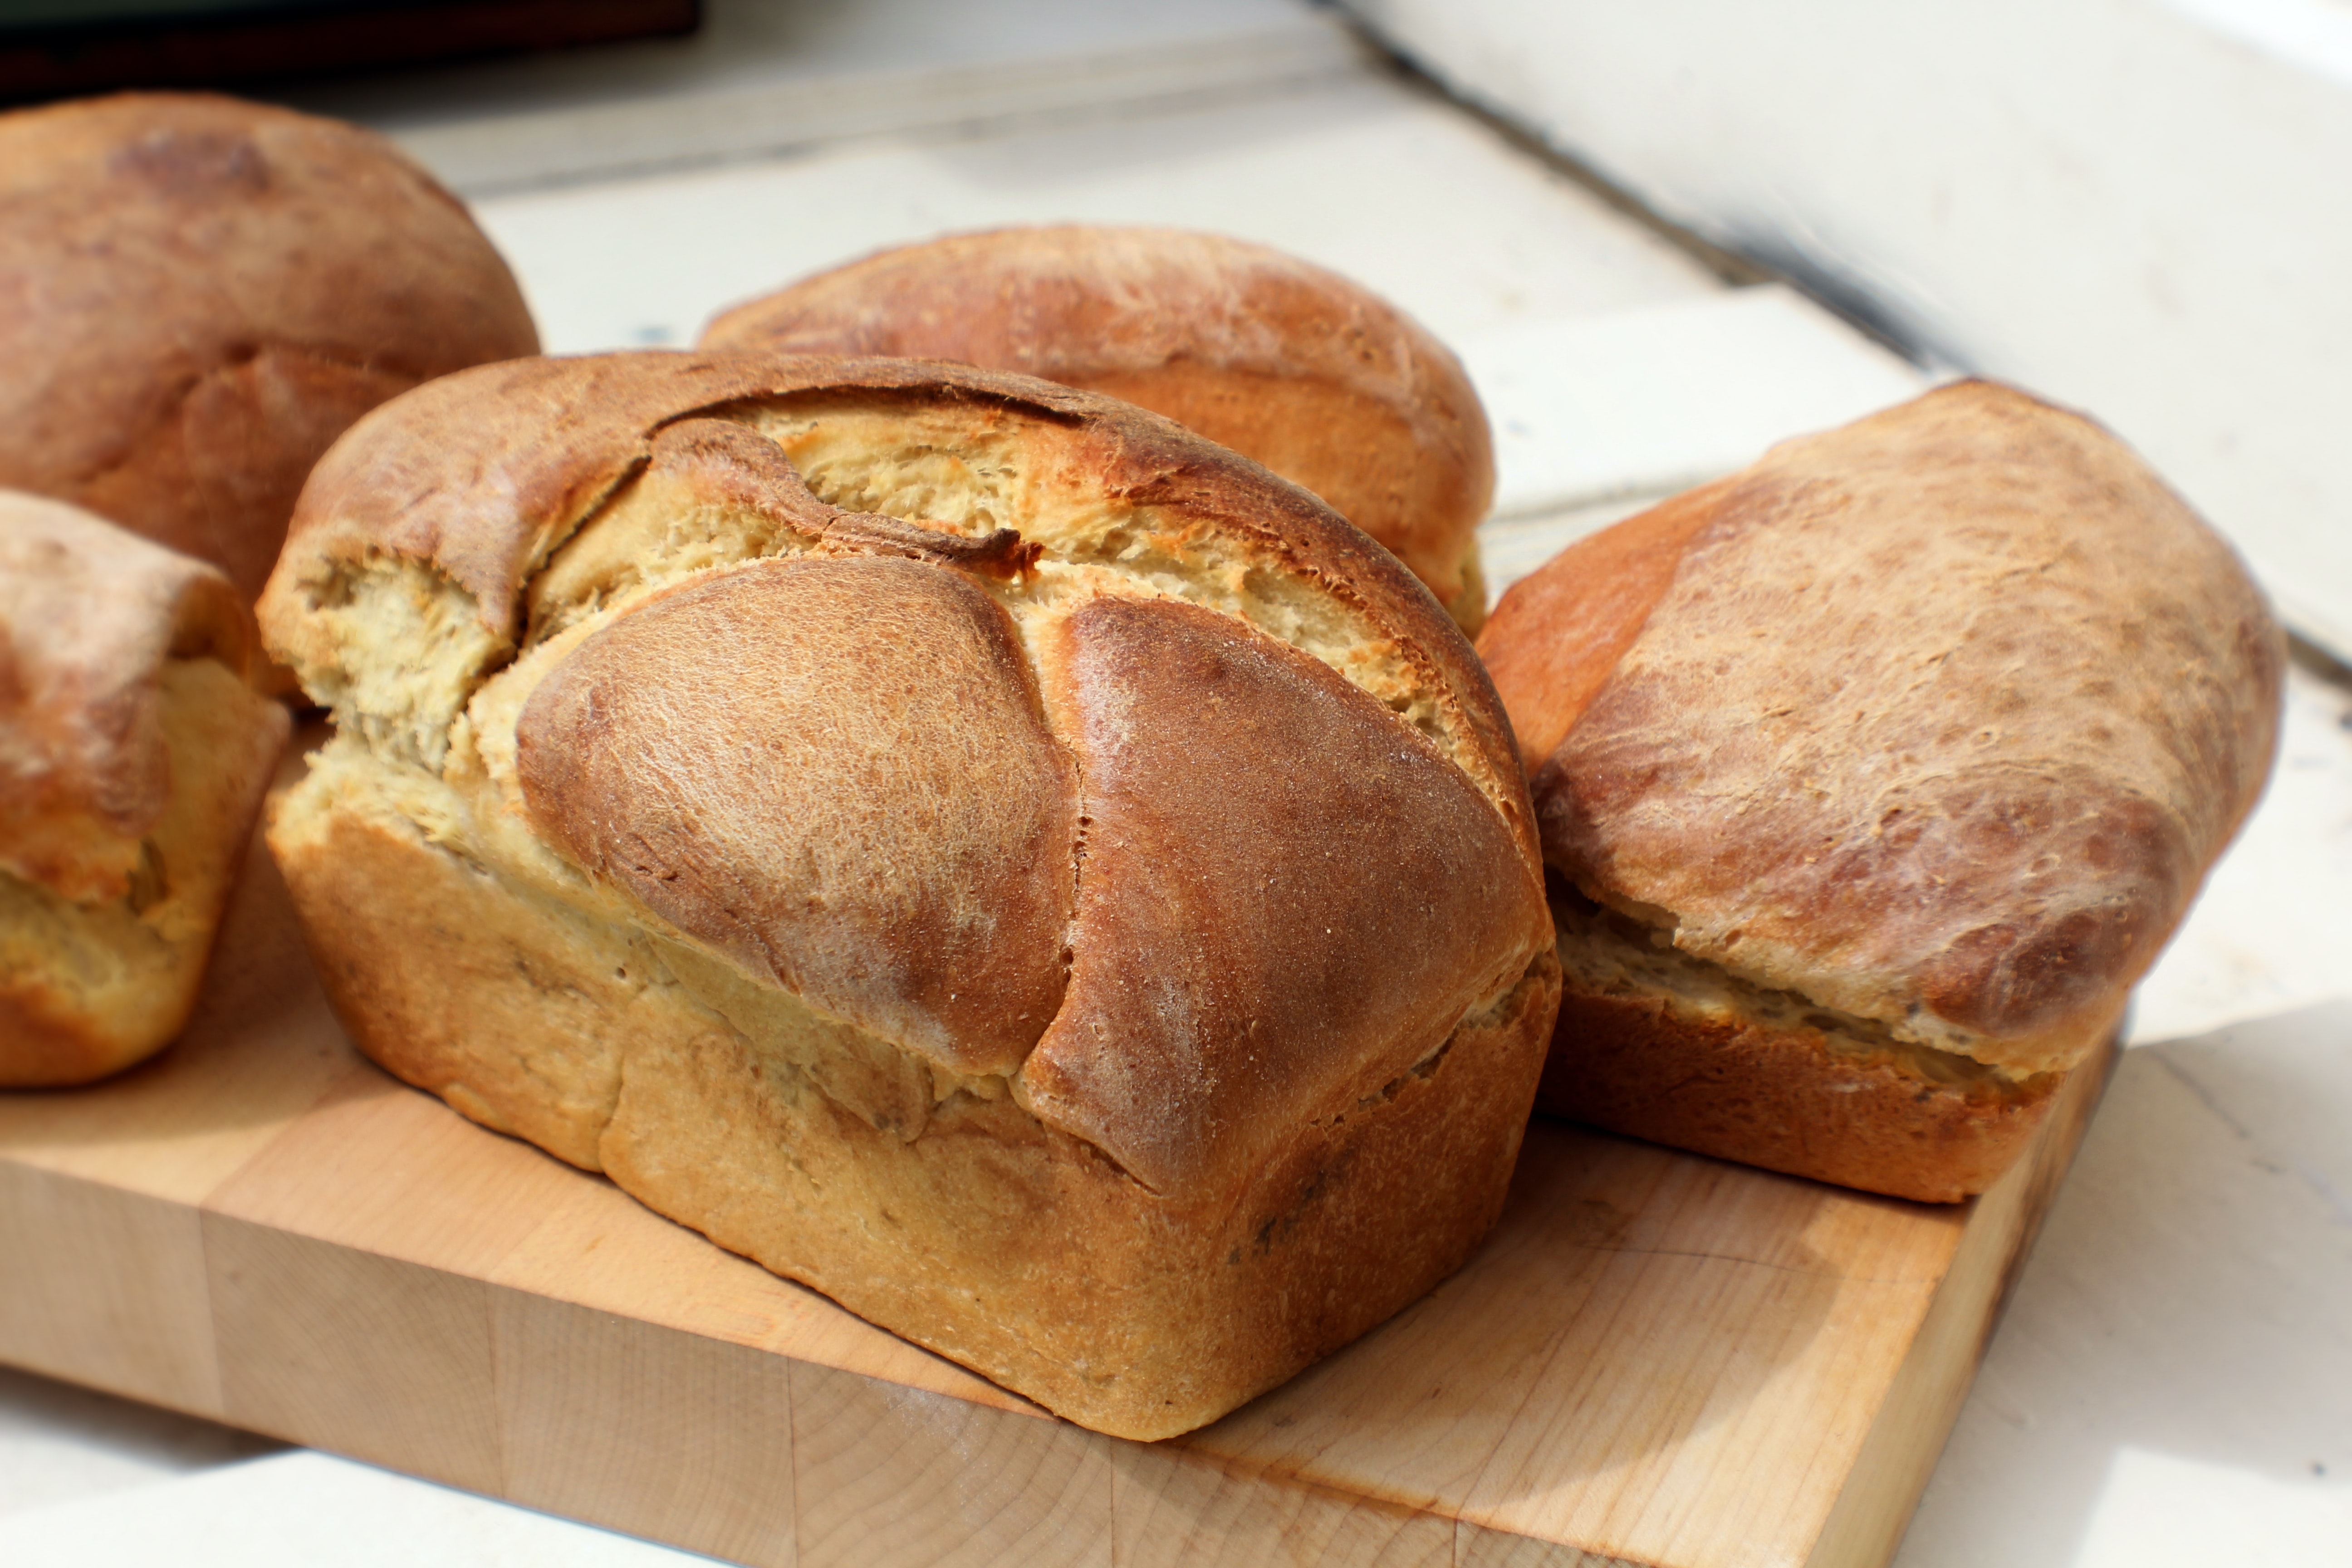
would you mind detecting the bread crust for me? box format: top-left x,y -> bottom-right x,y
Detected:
2,492 -> 288,1085
2,492 -> 250,898
1535,984 -> 2061,1205
1019,593 -> 1542,1193
1534,886 -> 2067,1204
0,91 -> 538,601
260,349 -> 1554,1436
273,791 -> 1559,1437
699,226 -> 1496,630
264,352 -> 1530,843
515,554 -> 1078,1076
1480,382 -> 2282,1198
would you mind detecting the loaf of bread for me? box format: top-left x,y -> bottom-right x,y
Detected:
2,491 -> 289,1086
700,225 -> 1497,632
1477,381 -> 2282,1202
258,351 -> 1558,1439
0,91 -> 539,605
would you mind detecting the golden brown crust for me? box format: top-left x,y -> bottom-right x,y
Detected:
516,555 -> 1078,1076
1019,595 -> 1546,1193
263,350 -> 1533,863
0,500 -> 288,1092
0,976 -> 127,1087
0,674 -> 283,1088
1,533 -> 287,1088
261,347 -> 1555,1436
1474,480 -> 1728,773
271,789 -> 1561,1437
698,226 -> 1496,628
273,788 -> 638,1171
1535,982 -> 2062,1205
1,491 -> 251,901
0,91 -> 538,601
1484,381 -> 2283,1083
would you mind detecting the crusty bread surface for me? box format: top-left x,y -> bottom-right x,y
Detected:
700,226 -> 1496,631
1479,381 -> 2283,1201
260,350 -> 1557,1439
0,91 -> 539,603
1,491 -> 289,1086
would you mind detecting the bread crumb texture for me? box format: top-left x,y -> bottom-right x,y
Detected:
259,352 -> 1555,1438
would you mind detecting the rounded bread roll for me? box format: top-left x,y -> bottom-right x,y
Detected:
0,91 -> 539,604
259,350 -> 1558,1438
1477,381 -> 2283,1201
700,225 -> 1496,631
1,490 -> 289,1085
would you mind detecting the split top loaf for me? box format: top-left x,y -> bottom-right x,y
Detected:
259,352 -> 1559,1439
1479,382 -> 2283,1200
701,225 -> 1497,632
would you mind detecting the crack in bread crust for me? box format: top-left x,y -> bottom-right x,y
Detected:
264,360 -> 1532,844
259,352 -> 1557,1438
1540,876 -> 2067,1204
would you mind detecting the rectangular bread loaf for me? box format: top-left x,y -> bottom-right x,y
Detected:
259,351 -> 1561,1439
1478,382 -> 2283,1202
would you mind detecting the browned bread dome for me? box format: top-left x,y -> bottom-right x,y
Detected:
0,91 -> 539,604
258,350 -> 1558,1438
1477,381 -> 2283,1201
1,490 -> 289,1086
700,225 -> 1497,632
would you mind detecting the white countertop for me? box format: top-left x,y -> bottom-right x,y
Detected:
8,3 -> 2348,1561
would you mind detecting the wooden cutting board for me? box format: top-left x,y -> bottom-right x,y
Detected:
0,827 -> 2114,1568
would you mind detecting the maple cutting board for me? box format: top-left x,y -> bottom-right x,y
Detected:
0,825 -> 2113,1568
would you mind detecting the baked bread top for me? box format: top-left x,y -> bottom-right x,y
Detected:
0,490 -> 254,903
1480,381 -> 2283,1077
262,351 -> 1548,1195
0,91 -> 539,602
698,226 -> 1495,627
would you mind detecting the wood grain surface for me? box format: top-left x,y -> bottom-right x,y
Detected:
0,820 -> 2115,1568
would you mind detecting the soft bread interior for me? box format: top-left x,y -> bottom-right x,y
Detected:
1548,878 -> 2051,1102
1,657 -> 287,1083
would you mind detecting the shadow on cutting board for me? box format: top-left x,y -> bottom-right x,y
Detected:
1181,1116 -> 1853,1521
